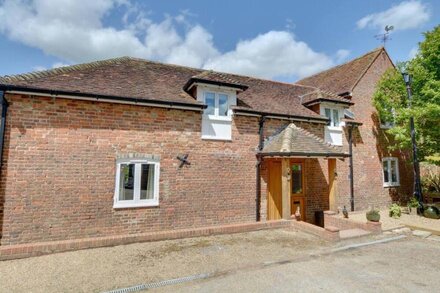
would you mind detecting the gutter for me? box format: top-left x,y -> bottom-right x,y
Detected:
1,85 -> 206,112
233,108 -> 329,124
257,152 -> 350,158
0,91 -> 8,184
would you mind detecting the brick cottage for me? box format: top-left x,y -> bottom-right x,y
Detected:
0,47 -> 412,257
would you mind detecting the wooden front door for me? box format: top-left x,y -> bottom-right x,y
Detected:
290,160 -> 306,221
267,160 -> 282,220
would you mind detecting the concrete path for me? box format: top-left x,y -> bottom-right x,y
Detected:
156,237 -> 440,293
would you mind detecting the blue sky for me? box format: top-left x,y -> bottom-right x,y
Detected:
0,0 -> 438,82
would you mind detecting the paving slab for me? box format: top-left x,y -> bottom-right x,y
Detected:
413,230 -> 432,238
339,228 -> 370,239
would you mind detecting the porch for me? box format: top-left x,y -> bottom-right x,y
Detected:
259,123 -> 349,225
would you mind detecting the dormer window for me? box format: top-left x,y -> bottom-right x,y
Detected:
324,108 -> 340,127
320,104 -> 344,146
183,74 -> 248,141
204,92 -> 230,117
193,86 -> 237,140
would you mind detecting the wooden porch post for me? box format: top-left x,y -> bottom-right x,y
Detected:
281,158 -> 291,219
328,159 -> 337,211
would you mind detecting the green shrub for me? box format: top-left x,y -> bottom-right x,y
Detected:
408,197 -> 419,208
389,203 -> 402,218
421,163 -> 440,193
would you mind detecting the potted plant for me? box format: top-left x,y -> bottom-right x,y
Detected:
408,197 -> 419,216
366,208 -> 380,222
389,203 -> 402,218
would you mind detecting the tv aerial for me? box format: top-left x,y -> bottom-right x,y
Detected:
375,25 -> 394,47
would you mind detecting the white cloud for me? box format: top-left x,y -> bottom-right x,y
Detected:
204,31 -> 333,79
0,0 -> 337,80
357,1 -> 430,31
408,46 -> 419,59
335,49 -> 350,63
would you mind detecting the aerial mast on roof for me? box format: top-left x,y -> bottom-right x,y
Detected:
375,25 -> 394,47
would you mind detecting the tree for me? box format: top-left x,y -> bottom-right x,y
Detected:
373,25 -> 440,163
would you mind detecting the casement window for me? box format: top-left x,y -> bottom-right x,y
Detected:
114,158 -> 160,208
382,157 -> 400,187
200,89 -> 235,140
324,108 -> 340,127
322,105 -> 343,146
204,92 -> 230,118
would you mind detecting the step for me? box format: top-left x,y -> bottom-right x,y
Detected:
339,228 -> 371,239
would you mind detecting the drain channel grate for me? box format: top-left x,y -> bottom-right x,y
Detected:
103,273 -> 211,293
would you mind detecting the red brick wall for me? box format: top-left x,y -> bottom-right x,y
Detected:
0,94 -> 261,245
336,50 -> 413,211
0,94 -> 329,246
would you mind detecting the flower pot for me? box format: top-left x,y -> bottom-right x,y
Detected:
366,212 -> 380,222
410,207 -> 418,216
423,206 -> 440,219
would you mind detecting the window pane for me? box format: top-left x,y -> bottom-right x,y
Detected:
383,161 -> 389,183
140,164 -> 155,200
291,164 -> 303,194
119,164 -> 134,200
390,160 -> 397,183
333,109 -> 339,127
325,108 -> 331,120
218,94 -> 228,116
204,92 -> 215,115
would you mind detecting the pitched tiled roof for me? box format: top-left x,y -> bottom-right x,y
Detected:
0,57 -> 332,120
296,47 -> 385,95
260,123 -> 348,157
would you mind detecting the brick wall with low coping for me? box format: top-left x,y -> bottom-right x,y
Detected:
0,220 -> 293,261
323,211 -> 382,233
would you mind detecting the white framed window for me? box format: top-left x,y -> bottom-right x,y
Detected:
382,157 -> 400,187
203,91 -> 230,119
324,108 -> 340,127
114,158 -> 160,208
321,105 -> 343,146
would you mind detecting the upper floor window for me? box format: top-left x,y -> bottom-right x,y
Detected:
204,92 -> 230,118
114,158 -> 160,208
324,108 -> 340,127
382,157 -> 399,187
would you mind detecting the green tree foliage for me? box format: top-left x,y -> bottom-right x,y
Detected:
374,25 -> 440,163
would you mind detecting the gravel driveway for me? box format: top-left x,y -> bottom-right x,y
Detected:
0,228 -> 331,293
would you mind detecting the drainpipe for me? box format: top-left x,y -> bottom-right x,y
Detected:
0,91 -> 8,181
256,115 -> 266,221
348,124 -> 355,212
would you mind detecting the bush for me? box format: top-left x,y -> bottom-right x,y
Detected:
408,197 -> 419,208
389,203 -> 402,218
421,163 -> 440,193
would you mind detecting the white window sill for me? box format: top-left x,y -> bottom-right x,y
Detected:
113,201 -> 159,209
383,183 -> 400,188
326,126 -> 343,131
203,115 -> 232,122
201,135 -> 232,141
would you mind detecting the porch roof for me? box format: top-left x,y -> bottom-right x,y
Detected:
259,123 -> 349,158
